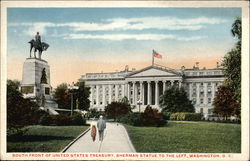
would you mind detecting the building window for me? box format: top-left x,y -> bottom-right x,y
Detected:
192,98 -> 196,105
208,98 -> 212,104
208,109 -> 213,114
94,100 -> 96,105
200,90 -> 204,96
200,108 -> 203,114
200,98 -> 204,104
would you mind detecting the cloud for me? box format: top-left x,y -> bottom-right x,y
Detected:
8,16 -> 223,41
9,16 -> 226,33
66,33 -> 206,41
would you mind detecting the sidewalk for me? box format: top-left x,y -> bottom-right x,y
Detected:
64,121 -> 136,153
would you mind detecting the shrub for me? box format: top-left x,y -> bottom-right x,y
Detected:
71,113 -> 86,125
39,114 -> 54,126
161,111 -> 172,120
120,112 -> 142,126
54,114 -> 72,126
140,106 -> 166,127
170,112 -> 201,121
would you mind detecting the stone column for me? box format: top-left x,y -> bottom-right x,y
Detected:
127,82 -> 131,104
163,80 -> 166,94
101,85 -> 105,106
132,82 -> 136,105
89,85 -> 93,106
147,81 -> 151,105
96,85 -> 100,106
155,80 -> 159,105
141,82 -> 145,105
122,84 -> 125,98
204,83 -> 208,104
212,82 -> 215,103
189,83 -> 192,100
115,84 -> 118,101
108,84 -> 112,104
196,83 -> 200,104
171,80 -> 174,86
124,83 -> 128,97
139,81 -> 143,102
179,80 -> 182,88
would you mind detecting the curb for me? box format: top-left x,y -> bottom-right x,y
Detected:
121,123 -> 137,153
61,127 -> 90,153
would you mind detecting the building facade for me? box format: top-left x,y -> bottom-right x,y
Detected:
80,64 -> 224,118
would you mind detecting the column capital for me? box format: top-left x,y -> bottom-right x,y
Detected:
155,80 -> 159,83
147,80 -> 151,83
162,80 -> 167,83
139,81 -> 143,85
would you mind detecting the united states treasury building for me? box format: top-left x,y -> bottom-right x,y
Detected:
80,64 -> 224,118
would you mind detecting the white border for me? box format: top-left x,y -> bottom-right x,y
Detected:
1,1 -> 249,160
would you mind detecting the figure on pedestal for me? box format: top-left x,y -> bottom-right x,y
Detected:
41,68 -> 48,84
29,32 -> 50,59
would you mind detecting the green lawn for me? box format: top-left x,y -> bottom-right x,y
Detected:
125,121 -> 241,153
7,125 -> 89,152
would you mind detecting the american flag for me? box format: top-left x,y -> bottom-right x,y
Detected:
153,50 -> 162,59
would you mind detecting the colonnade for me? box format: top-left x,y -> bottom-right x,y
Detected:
89,80 -> 182,107
126,80 -> 182,106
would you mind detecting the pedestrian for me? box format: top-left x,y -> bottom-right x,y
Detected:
90,122 -> 97,141
97,115 -> 106,141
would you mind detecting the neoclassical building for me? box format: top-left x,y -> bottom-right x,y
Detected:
80,64 -> 224,118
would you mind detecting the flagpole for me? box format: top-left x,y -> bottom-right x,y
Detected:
152,51 -> 154,66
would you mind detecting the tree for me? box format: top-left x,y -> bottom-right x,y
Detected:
53,83 -> 71,109
105,102 -> 131,121
75,81 -> 90,111
220,17 -> 241,118
159,86 -> 194,113
213,86 -> 237,120
7,80 -> 39,135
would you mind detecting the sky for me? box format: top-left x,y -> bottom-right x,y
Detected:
7,8 -> 241,87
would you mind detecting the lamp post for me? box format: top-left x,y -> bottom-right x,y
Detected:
137,100 -> 142,113
69,84 -> 79,116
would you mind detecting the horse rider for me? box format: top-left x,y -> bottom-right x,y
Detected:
35,32 -> 42,49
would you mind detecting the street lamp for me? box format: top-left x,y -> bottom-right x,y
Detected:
69,84 -> 79,116
137,100 -> 142,113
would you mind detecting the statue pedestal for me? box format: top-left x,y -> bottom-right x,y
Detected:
21,58 -> 51,99
20,58 -> 58,112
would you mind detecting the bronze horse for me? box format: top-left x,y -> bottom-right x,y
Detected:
28,39 -> 49,59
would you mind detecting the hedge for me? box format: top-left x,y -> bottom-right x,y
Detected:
170,112 -> 201,121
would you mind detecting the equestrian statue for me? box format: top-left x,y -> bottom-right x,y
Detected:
28,32 -> 49,59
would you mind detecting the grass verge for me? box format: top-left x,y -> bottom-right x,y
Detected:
125,121 -> 241,153
7,125 -> 89,152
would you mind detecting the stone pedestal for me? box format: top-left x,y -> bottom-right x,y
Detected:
21,58 -> 51,99
21,58 -> 58,112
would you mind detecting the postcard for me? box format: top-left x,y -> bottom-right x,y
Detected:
1,1 -> 249,160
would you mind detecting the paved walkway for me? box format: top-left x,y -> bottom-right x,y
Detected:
65,121 -> 136,153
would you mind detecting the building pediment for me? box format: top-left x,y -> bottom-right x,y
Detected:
126,66 -> 182,78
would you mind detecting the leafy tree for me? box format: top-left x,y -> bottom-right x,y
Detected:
7,80 -> 39,135
213,86 -> 237,120
159,86 -> 194,113
220,17 -> 241,118
75,81 -> 90,111
105,102 -> 131,121
120,96 -> 130,105
53,83 -> 71,109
